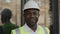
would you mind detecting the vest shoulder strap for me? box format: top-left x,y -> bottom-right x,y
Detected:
11,28 -> 20,34
15,28 -> 20,34
20,26 -> 30,34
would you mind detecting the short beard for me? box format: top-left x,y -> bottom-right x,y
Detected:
26,22 -> 37,28
25,20 -> 38,27
24,17 -> 38,27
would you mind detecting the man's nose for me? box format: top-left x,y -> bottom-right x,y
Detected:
31,14 -> 35,17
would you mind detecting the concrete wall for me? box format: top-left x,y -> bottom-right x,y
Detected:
35,0 -> 50,27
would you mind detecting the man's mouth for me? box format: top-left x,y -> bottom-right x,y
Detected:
30,19 -> 36,22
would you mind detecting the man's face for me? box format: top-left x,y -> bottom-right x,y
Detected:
24,9 -> 40,26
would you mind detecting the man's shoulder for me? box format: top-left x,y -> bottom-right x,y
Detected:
11,27 -> 21,34
38,25 -> 48,28
38,25 -> 50,31
38,25 -> 50,34
12,27 -> 20,31
12,25 -> 25,32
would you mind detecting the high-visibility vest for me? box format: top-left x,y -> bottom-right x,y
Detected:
11,26 -> 50,34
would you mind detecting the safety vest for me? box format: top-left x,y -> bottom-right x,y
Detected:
11,26 -> 50,34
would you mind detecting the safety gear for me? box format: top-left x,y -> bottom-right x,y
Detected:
11,26 -> 50,34
23,0 -> 40,11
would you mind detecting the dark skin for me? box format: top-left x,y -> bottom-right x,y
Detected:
24,8 -> 40,32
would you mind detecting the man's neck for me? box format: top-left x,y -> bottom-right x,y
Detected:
27,24 -> 37,32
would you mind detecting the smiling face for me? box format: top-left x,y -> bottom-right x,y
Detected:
24,8 -> 40,26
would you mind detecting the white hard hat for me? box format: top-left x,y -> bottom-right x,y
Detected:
23,0 -> 40,11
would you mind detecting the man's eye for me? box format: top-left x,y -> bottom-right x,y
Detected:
34,12 -> 38,14
26,12 -> 30,15
34,13 -> 36,15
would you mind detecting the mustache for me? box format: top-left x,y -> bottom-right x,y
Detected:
30,17 -> 38,19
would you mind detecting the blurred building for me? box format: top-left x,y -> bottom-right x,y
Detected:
59,0 -> 60,34
0,0 -> 50,27
0,0 -> 21,26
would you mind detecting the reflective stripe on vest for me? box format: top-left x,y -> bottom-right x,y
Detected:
12,26 -> 49,34
16,28 -> 20,34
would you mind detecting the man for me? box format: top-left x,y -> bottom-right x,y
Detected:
1,8 -> 18,34
11,0 -> 50,34
0,26 -> 2,34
